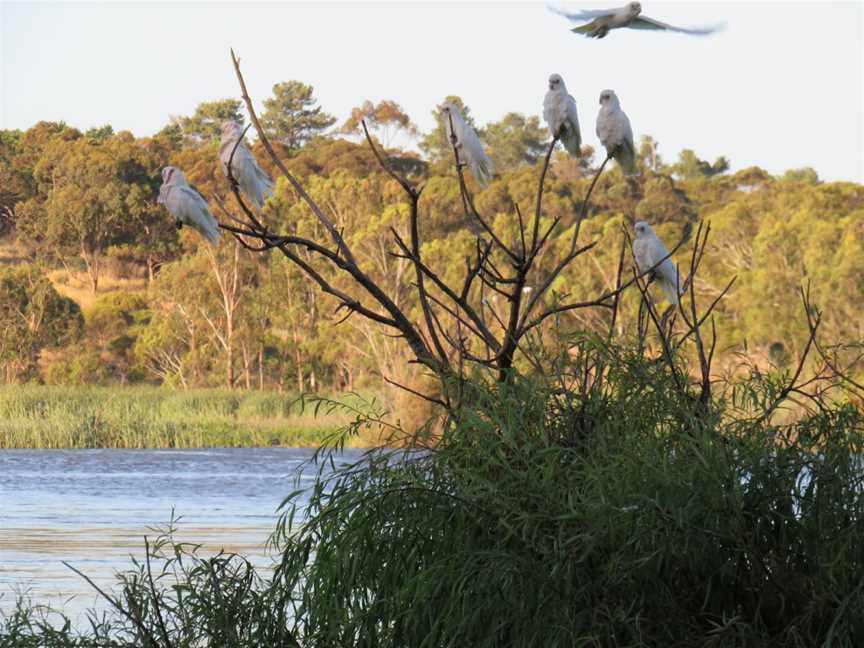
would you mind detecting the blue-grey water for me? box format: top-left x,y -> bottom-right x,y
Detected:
0,448 -> 363,623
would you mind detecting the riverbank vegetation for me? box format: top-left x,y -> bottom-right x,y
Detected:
3,51 -> 864,648
0,386 -> 378,448
3,343 -> 863,646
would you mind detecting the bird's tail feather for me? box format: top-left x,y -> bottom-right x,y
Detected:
660,278 -> 680,305
204,228 -> 220,245
616,144 -> 638,177
261,178 -> 274,202
199,220 -> 220,245
562,130 -> 582,157
472,158 -> 493,188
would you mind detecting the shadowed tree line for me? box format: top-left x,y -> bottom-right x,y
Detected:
0,82 -> 861,393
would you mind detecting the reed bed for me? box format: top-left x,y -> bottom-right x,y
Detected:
0,386 -> 374,448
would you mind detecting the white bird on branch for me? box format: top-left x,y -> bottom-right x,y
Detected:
596,89 -> 637,176
632,220 -> 681,304
442,103 -> 494,187
543,73 -> 582,157
158,166 -> 220,244
550,2 -> 722,39
219,121 -> 274,210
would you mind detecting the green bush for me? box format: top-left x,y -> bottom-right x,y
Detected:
3,350 -> 862,646
272,347 -> 864,647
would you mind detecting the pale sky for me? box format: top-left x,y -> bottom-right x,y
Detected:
1,1 -> 862,182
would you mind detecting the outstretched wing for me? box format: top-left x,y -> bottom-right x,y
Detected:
628,15 -> 722,35
548,5 -> 616,22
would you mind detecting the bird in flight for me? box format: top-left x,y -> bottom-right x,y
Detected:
550,2 -> 723,39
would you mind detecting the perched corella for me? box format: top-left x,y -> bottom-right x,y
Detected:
442,103 -> 494,187
158,166 -> 220,244
550,2 -> 722,39
219,121 -> 274,210
596,89 -> 637,176
543,74 -> 582,157
632,220 -> 680,304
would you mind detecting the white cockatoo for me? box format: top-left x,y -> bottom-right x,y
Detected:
632,220 -> 681,304
543,73 -> 582,157
550,3 -> 722,39
441,103 -> 494,187
596,89 -> 637,176
158,166 -> 220,244
219,121 -> 274,210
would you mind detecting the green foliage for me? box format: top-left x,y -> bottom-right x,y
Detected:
340,99 -> 418,148
0,264 -> 81,382
14,130 -> 170,291
483,112 -> 548,172
3,345 -> 862,646
270,341 -> 864,647
2,114 -> 862,394
261,81 -> 336,150
782,166 -> 820,184
84,124 -> 114,142
45,292 -> 153,385
0,385 -> 363,448
673,148 -> 730,178
171,99 -> 245,145
1,517 -> 299,648
0,129 -> 27,210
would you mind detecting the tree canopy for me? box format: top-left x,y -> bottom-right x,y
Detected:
260,81 -> 336,150
0,97 -> 861,392
171,99 -> 245,145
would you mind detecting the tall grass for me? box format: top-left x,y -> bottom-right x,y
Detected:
0,385 -> 376,448
2,347 -> 863,646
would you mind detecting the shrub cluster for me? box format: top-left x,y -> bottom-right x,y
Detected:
6,340 -> 861,647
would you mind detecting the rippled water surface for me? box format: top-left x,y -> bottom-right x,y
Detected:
0,447 -> 362,621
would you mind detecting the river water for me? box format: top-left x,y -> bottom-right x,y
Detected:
0,447 -> 363,623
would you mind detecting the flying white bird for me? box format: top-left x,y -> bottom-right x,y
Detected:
442,103 -> 494,187
550,2 -> 722,39
632,220 -> 681,304
596,89 -> 637,176
158,166 -> 220,244
543,74 -> 582,157
219,121 -> 274,210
